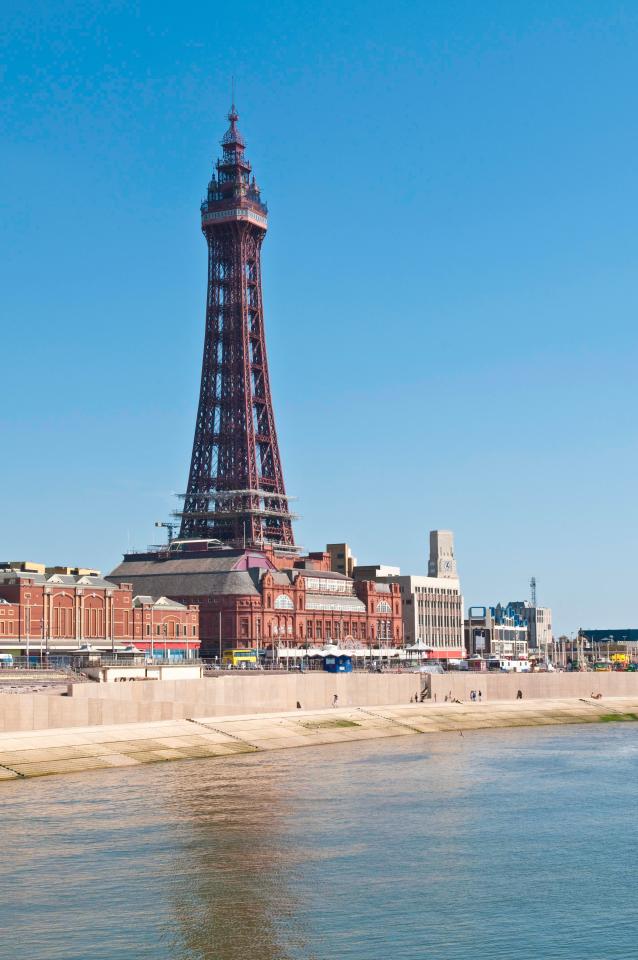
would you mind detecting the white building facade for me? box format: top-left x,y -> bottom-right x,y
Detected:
363,530 -> 465,659
509,601 -> 552,658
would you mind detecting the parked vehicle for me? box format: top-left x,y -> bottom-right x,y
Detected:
222,648 -> 258,668
487,657 -> 530,673
593,660 -> 613,671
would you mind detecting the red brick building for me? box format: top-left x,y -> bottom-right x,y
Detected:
131,595 -> 199,656
108,544 -> 403,656
0,563 -> 199,657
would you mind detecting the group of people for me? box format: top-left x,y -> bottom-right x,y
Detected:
444,692 -> 463,703
470,689 -> 483,702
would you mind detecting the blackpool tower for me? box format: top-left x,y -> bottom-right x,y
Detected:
176,105 -> 296,550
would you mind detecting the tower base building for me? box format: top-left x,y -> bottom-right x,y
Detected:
108,543 -> 402,656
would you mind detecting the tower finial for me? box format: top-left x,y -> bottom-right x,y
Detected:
227,77 -> 239,127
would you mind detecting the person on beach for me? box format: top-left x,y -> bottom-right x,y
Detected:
296,701 -> 302,709
478,690 -> 482,702
332,694 -> 338,708
517,689 -> 523,700
470,690 -> 475,702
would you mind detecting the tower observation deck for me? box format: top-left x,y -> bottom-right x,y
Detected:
176,105 -> 297,551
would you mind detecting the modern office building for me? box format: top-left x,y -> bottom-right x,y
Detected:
509,600 -> 552,655
464,603 -> 529,659
353,531 -> 464,659
352,563 -> 401,580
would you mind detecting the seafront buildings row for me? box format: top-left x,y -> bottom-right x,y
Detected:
3,547 -> 630,665
0,537 -> 553,664
3,104 -> 619,666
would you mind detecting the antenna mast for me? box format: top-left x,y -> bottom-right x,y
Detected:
530,576 -> 537,607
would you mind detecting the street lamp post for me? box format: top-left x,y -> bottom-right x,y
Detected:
110,595 -> 115,658
45,590 -> 50,661
25,600 -> 30,668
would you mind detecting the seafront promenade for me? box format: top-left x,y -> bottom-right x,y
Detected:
1,696 -> 637,781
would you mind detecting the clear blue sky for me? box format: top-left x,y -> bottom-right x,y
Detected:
1,1 -> 637,634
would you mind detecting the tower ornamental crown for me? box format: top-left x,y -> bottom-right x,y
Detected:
200,104 -> 268,231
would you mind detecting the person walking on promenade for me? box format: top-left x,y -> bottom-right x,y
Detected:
332,694 -> 338,708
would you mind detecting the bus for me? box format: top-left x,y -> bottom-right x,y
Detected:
222,648 -> 258,668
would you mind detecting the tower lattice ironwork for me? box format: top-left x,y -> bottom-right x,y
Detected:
176,105 -> 296,550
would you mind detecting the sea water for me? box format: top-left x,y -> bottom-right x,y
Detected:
0,723 -> 636,960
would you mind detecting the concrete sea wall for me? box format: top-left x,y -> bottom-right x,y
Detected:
427,671 -> 638,701
0,673 -> 421,733
1,671 -> 637,734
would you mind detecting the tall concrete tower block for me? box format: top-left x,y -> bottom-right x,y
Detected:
428,530 -> 458,579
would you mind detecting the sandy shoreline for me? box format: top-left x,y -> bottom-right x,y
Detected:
0,696 -> 637,781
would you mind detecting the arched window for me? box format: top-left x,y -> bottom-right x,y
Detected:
274,594 -> 294,610
376,601 -> 391,614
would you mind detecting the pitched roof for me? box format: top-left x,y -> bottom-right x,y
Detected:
132,594 -> 189,610
0,571 -> 115,590
108,555 -> 261,598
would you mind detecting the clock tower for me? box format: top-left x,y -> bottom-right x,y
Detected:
427,530 -> 458,579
